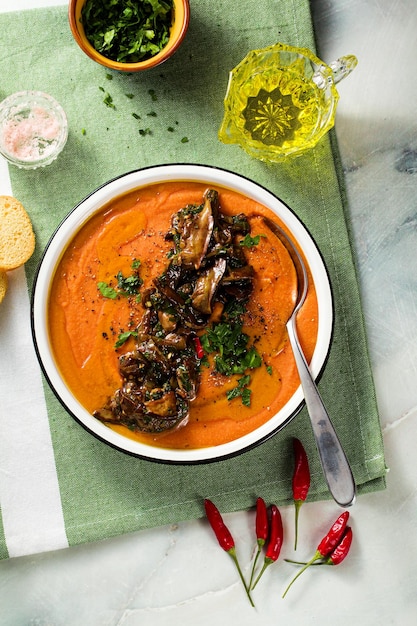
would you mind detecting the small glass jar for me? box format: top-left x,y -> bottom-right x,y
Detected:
218,43 -> 357,162
0,91 -> 68,169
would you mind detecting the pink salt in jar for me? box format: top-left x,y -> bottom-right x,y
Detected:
0,91 -> 68,169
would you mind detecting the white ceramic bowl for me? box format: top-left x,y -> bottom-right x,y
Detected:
31,164 -> 333,463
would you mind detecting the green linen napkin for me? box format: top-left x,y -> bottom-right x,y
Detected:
0,0 -> 386,559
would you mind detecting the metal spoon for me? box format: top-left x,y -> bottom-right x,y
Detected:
262,216 -> 356,507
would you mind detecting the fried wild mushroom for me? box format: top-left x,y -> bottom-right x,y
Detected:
171,192 -> 214,269
93,335 -> 196,434
191,258 -> 227,314
94,188 -> 256,434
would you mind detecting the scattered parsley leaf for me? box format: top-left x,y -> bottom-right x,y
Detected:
242,346 -> 263,370
227,375 -> 252,406
99,89 -> 115,109
97,282 -> 118,299
181,136 -> 189,143
116,270 -> 143,296
239,233 -> 266,248
98,260 -> 143,301
115,330 -> 138,349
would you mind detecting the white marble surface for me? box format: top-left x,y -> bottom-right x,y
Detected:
1,1 -> 416,624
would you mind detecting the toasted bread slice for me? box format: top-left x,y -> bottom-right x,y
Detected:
0,195 -> 35,271
0,270 -> 7,303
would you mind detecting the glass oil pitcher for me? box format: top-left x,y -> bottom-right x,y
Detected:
218,42 -> 357,162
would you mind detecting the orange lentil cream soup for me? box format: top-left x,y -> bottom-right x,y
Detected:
48,182 -> 318,450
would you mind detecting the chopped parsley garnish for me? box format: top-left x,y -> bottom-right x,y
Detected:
97,260 -> 142,301
239,233 -> 266,248
81,0 -> 174,64
116,271 -> 142,296
97,282 -> 118,299
226,375 -> 252,406
115,330 -> 138,349
200,319 -> 262,406
99,87 -> 116,109
223,299 -> 247,319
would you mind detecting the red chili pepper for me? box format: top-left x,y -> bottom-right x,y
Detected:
255,497 -> 269,546
248,497 -> 268,588
317,511 -> 350,558
204,499 -> 254,607
204,499 -> 234,550
285,526 -> 353,568
194,336 -> 204,359
265,505 -> 284,561
326,526 -> 353,565
252,504 -> 283,590
292,438 -> 310,550
282,511 -> 350,598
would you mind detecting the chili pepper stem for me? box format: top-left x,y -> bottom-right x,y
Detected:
285,558 -> 325,566
251,557 -> 273,590
250,498 -> 268,590
228,547 -> 255,608
248,544 -> 262,590
282,550 -> 321,598
294,499 -> 302,551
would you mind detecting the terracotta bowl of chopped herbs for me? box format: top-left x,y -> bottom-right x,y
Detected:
31,164 -> 333,464
68,0 -> 190,72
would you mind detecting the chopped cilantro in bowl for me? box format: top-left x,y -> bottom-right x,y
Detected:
69,0 -> 190,71
81,0 -> 174,63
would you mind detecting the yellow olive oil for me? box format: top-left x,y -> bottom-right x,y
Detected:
242,75 -> 322,149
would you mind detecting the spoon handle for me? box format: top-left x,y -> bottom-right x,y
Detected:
287,319 -> 356,507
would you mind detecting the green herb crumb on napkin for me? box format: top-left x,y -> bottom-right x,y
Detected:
0,0 -> 386,559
